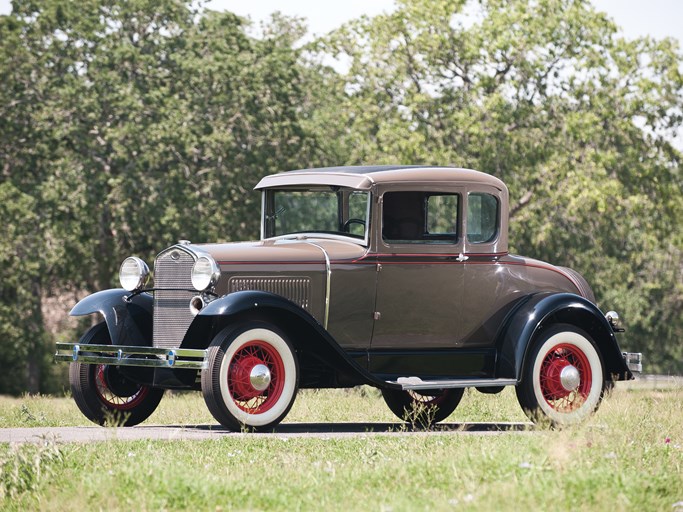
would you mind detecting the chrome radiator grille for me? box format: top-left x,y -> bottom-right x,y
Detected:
153,248 -> 196,349
229,277 -> 311,312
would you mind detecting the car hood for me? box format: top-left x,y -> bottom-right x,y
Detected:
191,238 -> 368,264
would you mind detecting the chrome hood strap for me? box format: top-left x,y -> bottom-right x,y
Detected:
306,242 -> 331,329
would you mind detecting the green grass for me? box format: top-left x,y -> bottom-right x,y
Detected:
1,383 -> 682,511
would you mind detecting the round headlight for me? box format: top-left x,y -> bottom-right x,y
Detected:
191,255 -> 220,291
119,257 -> 150,292
606,311 -> 620,328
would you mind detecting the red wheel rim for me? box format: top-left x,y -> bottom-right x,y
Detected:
539,343 -> 592,412
94,365 -> 149,411
408,390 -> 448,406
227,340 -> 285,414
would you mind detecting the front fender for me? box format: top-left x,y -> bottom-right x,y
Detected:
70,289 -> 153,347
496,292 -> 632,381
197,290 -> 286,318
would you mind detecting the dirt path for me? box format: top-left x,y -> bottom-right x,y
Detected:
0,422 -> 533,443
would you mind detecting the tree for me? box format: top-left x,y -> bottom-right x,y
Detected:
312,0 -> 683,373
0,0 -> 321,394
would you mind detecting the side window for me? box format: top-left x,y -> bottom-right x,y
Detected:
382,191 -> 459,244
467,193 -> 499,243
347,191 -> 368,237
427,194 -> 458,235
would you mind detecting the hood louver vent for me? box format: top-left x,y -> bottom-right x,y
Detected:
228,277 -> 311,312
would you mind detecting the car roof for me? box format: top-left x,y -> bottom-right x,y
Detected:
254,166 -> 506,191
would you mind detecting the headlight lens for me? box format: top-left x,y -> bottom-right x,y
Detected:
119,257 -> 150,292
606,311 -> 620,328
191,255 -> 220,291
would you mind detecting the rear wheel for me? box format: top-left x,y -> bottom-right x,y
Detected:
382,388 -> 464,427
516,324 -> 606,426
69,323 -> 164,426
201,323 -> 299,431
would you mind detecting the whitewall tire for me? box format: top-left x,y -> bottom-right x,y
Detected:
202,323 -> 299,431
516,324 -> 605,426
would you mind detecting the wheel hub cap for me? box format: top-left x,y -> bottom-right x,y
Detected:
541,357 -> 574,400
249,364 -> 271,391
560,365 -> 580,391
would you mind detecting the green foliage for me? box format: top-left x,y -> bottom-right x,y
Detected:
313,0 -> 683,373
0,0 -> 322,394
0,0 -> 681,394
0,183 -> 46,394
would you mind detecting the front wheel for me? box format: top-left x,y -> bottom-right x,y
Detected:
516,324 -> 606,426
382,388 -> 464,427
201,323 -> 299,431
69,323 -> 164,426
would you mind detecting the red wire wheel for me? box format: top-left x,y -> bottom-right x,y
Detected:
408,390 -> 448,406
516,324 -> 605,426
381,387 -> 464,426
226,341 -> 285,414
69,322 -> 164,426
538,343 -> 592,411
94,364 -> 151,411
202,323 -> 299,431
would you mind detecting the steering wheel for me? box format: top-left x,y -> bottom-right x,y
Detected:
342,218 -> 366,231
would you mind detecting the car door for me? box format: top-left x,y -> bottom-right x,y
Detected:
369,186 -> 466,376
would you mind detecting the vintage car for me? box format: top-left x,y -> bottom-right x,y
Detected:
56,165 -> 642,429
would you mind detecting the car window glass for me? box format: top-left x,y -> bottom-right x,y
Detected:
266,188 -> 370,241
382,192 -> 459,244
467,193 -> 498,243
274,191 -> 338,234
347,191 -> 368,237
427,195 -> 458,234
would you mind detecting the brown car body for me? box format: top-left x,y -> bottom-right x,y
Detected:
57,165 -> 641,429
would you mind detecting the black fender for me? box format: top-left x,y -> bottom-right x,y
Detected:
184,290 -> 399,389
70,289 -> 153,347
496,292 -> 632,382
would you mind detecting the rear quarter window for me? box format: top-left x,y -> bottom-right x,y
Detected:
467,193 -> 498,243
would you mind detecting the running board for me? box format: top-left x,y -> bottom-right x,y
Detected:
388,377 -> 517,391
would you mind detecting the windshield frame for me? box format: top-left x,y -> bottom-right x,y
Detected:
260,186 -> 372,246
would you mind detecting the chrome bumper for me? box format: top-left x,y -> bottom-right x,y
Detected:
622,352 -> 642,373
55,343 -> 208,370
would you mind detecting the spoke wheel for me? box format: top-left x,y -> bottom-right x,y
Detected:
94,364 -> 150,411
538,343 -> 591,411
227,341 -> 286,414
382,387 -> 464,427
69,322 -> 164,426
516,324 -> 605,426
202,323 -> 299,431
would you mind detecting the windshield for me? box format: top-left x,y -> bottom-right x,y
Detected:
263,187 -> 370,242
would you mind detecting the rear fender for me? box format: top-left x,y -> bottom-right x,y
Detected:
70,289 -> 153,347
497,292 -> 632,381
184,290 -> 396,389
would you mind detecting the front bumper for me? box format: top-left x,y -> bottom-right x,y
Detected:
622,352 -> 643,373
55,343 -> 208,370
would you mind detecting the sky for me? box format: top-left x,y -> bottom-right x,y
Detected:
205,0 -> 683,44
0,0 -> 682,45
